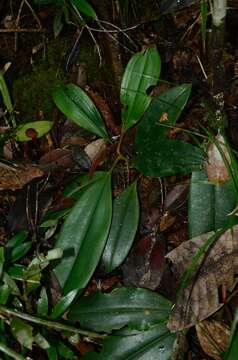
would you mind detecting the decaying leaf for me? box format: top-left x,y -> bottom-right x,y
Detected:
206,134 -> 231,184
196,320 -> 230,360
166,225 -> 238,331
0,162 -> 43,190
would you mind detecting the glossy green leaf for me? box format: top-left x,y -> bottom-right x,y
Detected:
102,182 -> 139,272
189,170 -> 237,238
136,139 -> 203,177
136,84 -> 192,140
51,289 -> 78,319
15,121 -> 53,142
68,287 -> 171,332
83,324 -> 175,360
10,242 -> 32,263
6,231 -> 28,248
10,318 -> 33,350
53,84 -> 109,140
135,84 -> 203,176
121,46 -> 161,132
53,172 -> 112,294
37,287 -> 49,317
70,0 -> 97,19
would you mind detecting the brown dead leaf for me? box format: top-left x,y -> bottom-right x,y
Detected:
206,134 -> 231,184
166,226 -> 238,331
0,162 -> 43,190
85,86 -> 120,136
196,320 -> 230,360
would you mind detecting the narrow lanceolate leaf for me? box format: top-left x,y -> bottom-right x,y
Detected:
121,46 -> 161,132
102,182 -> 139,272
53,84 -> 109,140
70,0 -> 97,19
68,287 -> 171,332
53,172 -> 112,294
83,324 -> 175,360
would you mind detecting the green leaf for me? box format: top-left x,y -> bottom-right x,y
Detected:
136,139 -> 203,177
0,284 -> 10,305
10,318 -> 33,350
34,333 -> 50,350
53,84 -> 109,140
51,289 -> 78,319
53,172 -> 112,294
68,287 -> 171,332
136,84 -> 192,139
0,70 -> 13,114
102,182 -> 139,272
6,231 -> 28,248
15,121 -> 53,142
224,310 -> 238,360
0,248 -> 4,278
37,287 -> 49,317
121,46 -> 161,132
70,0 -> 97,19
53,10 -> 64,38
83,324 -> 175,359
9,242 -> 32,263
135,84 -> 203,176
189,170 -> 237,238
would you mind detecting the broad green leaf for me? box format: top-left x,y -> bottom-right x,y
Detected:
47,346 -> 58,360
57,340 -> 75,359
136,139 -> 203,177
121,46 -> 161,132
6,231 -> 28,248
10,318 -> 33,350
51,289 -> 78,319
83,324 -> 175,360
9,242 -> 32,263
37,287 -> 49,317
15,121 -> 53,142
53,84 -> 109,140
189,170 -> 237,238
70,0 -> 97,19
102,182 -> 139,272
53,172 -> 112,294
136,84 -> 192,141
68,287 -> 171,332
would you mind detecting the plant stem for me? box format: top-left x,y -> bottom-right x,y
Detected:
210,0 -> 227,130
0,342 -> 25,360
0,305 -> 105,339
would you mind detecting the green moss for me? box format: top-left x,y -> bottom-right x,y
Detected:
13,37 -> 69,122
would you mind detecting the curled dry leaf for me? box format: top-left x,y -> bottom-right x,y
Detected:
196,319 -> 230,360
166,225 -> 238,331
0,163 -> 43,190
84,138 -> 107,162
206,134 -> 231,184
85,86 -> 120,136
